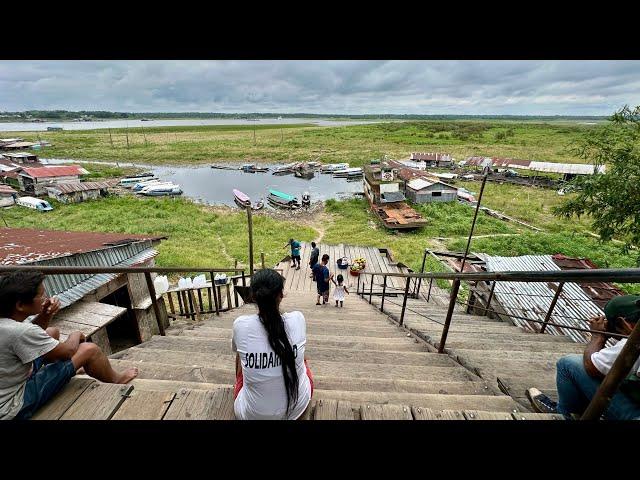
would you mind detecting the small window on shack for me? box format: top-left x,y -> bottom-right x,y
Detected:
432,191 -> 442,197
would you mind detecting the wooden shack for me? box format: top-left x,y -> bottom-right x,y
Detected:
18,165 -> 85,195
0,227 -> 169,354
1,152 -> 40,166
405,177 -> 458,203
46,181 -> 112,204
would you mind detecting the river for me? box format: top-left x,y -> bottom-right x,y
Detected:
0,118 -> 386,132
43,159 -> 363,207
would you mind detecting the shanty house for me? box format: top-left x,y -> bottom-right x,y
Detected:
18,165 -> 86,195
46,181 -> 113,204
405,177 -> 458,203
0,228 -> 169,354
1,141 -> 36,151
410,152 -> 453,167
1,152 -> 40,166
0,184 -> 17,207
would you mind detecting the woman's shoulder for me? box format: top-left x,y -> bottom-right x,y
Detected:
282,310 -> 306,324
232,313 -> 260,329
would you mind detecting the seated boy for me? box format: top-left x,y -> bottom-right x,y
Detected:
0,271 -> 138,420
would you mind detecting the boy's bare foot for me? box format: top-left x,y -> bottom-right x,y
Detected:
115,367 -> 139,384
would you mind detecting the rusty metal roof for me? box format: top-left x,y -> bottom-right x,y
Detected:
20,166 -> 84,178
0,185 -> 16,195
46,181 -> 115,194
552,253 -> 624,309
410,152 -> 451,161
485,255 -> 609,344
0,228 -> 166,265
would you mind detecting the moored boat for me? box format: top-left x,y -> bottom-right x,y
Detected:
141,183 -> 183,196
272,162 -> 298,176
321,163 -> 349,173
332,167 -> 363,178
267,189 -> 300,209
119,174 -> 157,187
233,189 -> 265,210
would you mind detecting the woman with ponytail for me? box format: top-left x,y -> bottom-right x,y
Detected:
232,268 -> 314,420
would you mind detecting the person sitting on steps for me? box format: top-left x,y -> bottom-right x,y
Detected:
231,268 -> 314,420
526,295 -> 640,420
0,271 -> 139,421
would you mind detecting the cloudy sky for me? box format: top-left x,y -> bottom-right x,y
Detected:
1,60 -> 639,115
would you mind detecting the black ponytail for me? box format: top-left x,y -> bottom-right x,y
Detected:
251,269 -> 299,415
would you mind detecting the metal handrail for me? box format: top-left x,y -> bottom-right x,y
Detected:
358,268 -> 640,283
357,268 -> 640,420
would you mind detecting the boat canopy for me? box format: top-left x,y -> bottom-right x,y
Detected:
269,189 -> 296,201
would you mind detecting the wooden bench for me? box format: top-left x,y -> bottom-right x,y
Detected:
52,301 -> 127,355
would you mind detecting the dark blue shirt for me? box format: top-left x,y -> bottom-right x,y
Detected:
313,264 -> 330,289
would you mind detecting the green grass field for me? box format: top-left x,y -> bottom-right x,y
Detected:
12,120 -> 595,166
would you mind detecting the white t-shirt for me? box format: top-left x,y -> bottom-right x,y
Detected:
231,311 -> 311,420
591,339 -> 640,377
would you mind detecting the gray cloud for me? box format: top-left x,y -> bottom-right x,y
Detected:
0,60 -> 639,115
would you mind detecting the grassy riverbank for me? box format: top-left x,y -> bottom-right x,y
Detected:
3,192 -> 634,289
13,120 -> 595,166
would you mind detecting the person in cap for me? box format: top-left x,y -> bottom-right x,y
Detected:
527,295 -> 640,420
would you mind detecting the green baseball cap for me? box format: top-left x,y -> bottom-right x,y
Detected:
604,295 -> 640,323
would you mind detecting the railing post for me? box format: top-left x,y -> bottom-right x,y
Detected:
399,276 -> 411,326
210,271 -> 220,316
540,282 -> 564,333
369,273 -> 374,304
485,281 -> 496,316
144,272 -> 165,336
415,249 -> 428,297
233,262 -> 239,307
261,252 -> 266,270
380,275 -> 387,312
241,270 -> 246,287
357,273 -> 361,297
426,277 -> 433,302
581,320 -> 640,420
438,278 -> 461,353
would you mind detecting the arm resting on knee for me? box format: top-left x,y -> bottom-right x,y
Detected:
42,331 -> 84,362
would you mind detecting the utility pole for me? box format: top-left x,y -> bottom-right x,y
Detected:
246,205 -> 254,274
253,120 -> 256,146
108,128 -> 114,148
459,170 -> 489,273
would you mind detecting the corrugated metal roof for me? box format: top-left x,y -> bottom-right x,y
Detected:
407,178 -> 435,190
0,185 -> 16,194
485,255 -> 606,344
2,142 -> 35,149
35,242 -> 159,308
528,161 -> 606,175
20,165 -> 84,178
0,227 -> 166,265
46,181 -> 114,194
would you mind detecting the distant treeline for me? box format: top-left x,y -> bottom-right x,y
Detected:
0,110 -> 608,121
